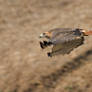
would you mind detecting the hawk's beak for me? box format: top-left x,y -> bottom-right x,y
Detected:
39,33 -> 45,38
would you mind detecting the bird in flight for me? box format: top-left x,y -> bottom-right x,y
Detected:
39,28 -> 92,57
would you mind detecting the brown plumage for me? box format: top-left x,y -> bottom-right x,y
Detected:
39,28 -> 92,57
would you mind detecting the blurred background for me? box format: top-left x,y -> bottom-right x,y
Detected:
0,0 -> 92,92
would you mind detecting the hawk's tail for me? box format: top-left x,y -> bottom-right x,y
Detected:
82,30 -> 92,36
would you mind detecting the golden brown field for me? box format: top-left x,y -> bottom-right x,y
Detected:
0,0 -> 92,92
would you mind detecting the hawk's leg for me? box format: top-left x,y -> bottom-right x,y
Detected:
39,41 -> 52,49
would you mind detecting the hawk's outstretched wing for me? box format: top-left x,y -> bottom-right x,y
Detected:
50,37 -> 84,56
50,28 -> 82,45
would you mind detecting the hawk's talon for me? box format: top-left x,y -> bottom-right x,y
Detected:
43,41 -> 48,46
47,52 -> 52,57
43,41 -> 52,46
40,41 -> 52,49
40,41 -> 45,49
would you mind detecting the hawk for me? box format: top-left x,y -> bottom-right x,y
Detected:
39,28 -> 92,57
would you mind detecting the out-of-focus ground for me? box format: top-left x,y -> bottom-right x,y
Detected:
0,0 -> 92,92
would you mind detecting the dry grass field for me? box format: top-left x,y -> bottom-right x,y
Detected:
0,0 -> 92,92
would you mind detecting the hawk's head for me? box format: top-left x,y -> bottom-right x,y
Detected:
39,32 -> 52,39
